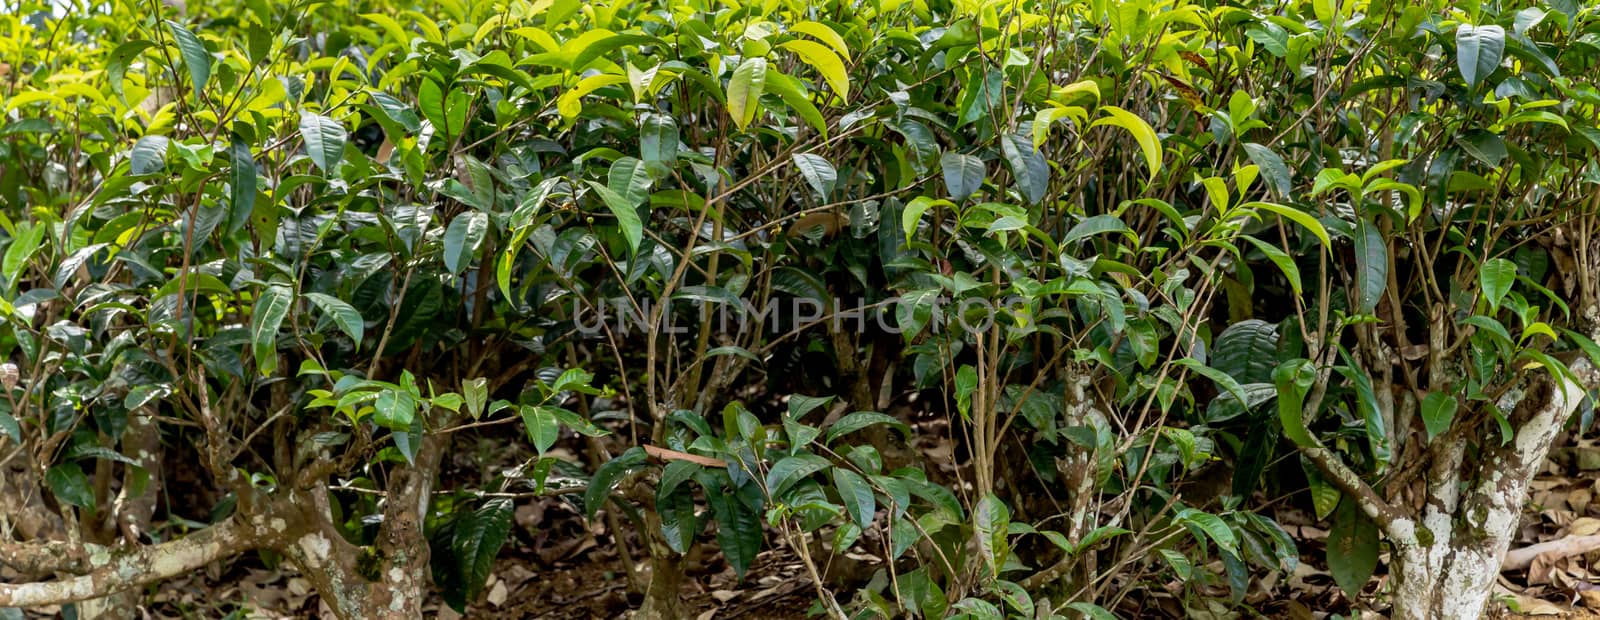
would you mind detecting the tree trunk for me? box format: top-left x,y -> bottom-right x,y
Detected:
1385,357 -> 1598,620
283,434 -> 445,620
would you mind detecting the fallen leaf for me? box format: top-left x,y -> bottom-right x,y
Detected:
487,579 -> 509,607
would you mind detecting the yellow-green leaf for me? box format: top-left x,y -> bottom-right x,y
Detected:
727,57 -> 768,130
792,21 -> 851,60
1243,201 -> 1331,250
1093,106 -> 1162,179
779,40 -> 847,100
557,73 -> 628,120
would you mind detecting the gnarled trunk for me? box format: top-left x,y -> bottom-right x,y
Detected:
1384,357 -> 1598,620
0,429 -> 447,620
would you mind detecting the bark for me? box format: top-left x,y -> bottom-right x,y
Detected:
283,433 -> 445,620
1384,358 -> 1599,620
0,510 -> 290,607
80,408 -> 163,620
0,425 -> 446,620
1021,376 -> 1106,593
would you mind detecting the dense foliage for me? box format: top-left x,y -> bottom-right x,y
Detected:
2,0 -> 1600,617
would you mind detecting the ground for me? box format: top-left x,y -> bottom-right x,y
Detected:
18,426 -> 1600,619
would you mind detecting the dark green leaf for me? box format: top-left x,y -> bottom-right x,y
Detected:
520,405 -> 560,454
165,20 -> 211,102
303,293 -> 363,346
640,113 -> 679,166
1242,142 -> 1292,198
583,447 -> 647,520
1329,496 -> 1379,598
1353,216 -> 1388,314
47,463 -> 95,509
130,136 -> 169,176
1213,320 -> 1280,384
584,181 -> 644,256
608,156 -> 652,209
368,90 -> 421,132
228,136 -> 256,233
657,486 -> 699,554
250,285 -> 292,376
792,153 -> 837,199
1001,128 -> 1049,204
451,498 -> 514,607
826,411 -> 911,444
1062,214 -> 1133,245
298,112 -> 347,174
706,480 -> 762,578
1421,391 -> 1458,442
443,212 -> 489,276
1457,130 -> 1507,168
831,468 -> 874,528
765,454 -> 830,498
1457,24 -> 1506,89
940,152 -> 985,201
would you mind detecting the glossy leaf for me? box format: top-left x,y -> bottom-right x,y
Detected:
583,447 -> 647,521
792,153 -> 837,199
1480,257 -> 1517,313
303,293 -> 363,346
1094,106 -> 1162,179
1353,216 -> 1388,314
165,20 -> 211,101
1421,391 -> 1458,442
298,112 -> 346,174
831,468 -> 874,528
1457,24 -> 1506,89
726,57 -> 768,131
443,212 -> 489,276
250,285 -> 292,376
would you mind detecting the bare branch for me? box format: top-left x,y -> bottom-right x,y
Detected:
0,516 -> 282,608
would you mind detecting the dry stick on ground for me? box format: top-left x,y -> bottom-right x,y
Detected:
1502,535 -> 1600,572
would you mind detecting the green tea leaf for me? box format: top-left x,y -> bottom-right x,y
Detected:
47,463 -> 95,509
521,405 -> 560,454
449,498 -> 513,608
1353,216 -> 1388,314
765,454 -> 830,498
727,57 -> 768,131
443,212 -> 489,276
831,468 -> 875,528
165,20 -> 211,102
585,181 -> 644,255
1480,257 -> 1518,313
583,447 -> 647,521
130,135 -> 169,176
250,285 -> 293,376
1421,391 -> 1458,442
1457,24 -> 1506,89
303,293 -> 363,346
298,112 -> 347,174
1329,496 -> 1379,597
791,153 -> 837,199
940,152 -> 985,201
227,136 -> 256,233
